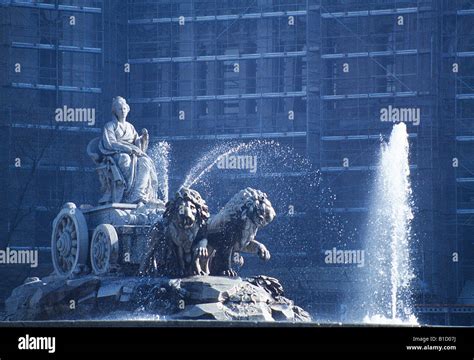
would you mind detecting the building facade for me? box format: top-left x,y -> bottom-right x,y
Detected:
0,0 -> 473,324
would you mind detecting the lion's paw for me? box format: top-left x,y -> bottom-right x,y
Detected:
194,246 -> 208,258
233,254 -> 244,267
222,269 -> 238,277
192,269 -> 208,276
258,246 -> 271,261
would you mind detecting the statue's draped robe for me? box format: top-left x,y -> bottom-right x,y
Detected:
99,119 -> 158,203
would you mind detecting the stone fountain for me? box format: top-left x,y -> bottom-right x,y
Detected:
4,97 -> 311,323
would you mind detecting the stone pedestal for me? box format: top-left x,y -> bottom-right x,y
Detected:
5,275 -> 311,322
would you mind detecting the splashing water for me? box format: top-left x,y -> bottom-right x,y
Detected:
179,140 -> 321,211
181,140 -> 318,188
149,141 -> 171,203
181,142 -> 248,189
362,123 -> 417,325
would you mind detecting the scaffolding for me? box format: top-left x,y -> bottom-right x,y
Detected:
126,0 -> 308,138
0,0 -> 472,324
0,0 -> 106,254
443,0 -> 474,325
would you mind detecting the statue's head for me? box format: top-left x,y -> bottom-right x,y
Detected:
216,187 -> 276,229
227,187 -> 275,227
242,188 -> 276,227
112,96 -> 130,120
164,187 -> 210,230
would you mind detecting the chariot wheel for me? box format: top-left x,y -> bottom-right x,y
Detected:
90,224 -> 119,275
51,203 -> 89,276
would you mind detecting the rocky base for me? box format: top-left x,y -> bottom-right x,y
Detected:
4,275 -> 311,322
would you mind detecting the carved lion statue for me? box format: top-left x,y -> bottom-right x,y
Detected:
192,187 -> 276,276
139,187 -> 210,277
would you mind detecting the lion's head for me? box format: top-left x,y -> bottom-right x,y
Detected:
210,187 -> 276,229
164,187 -> 210,230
